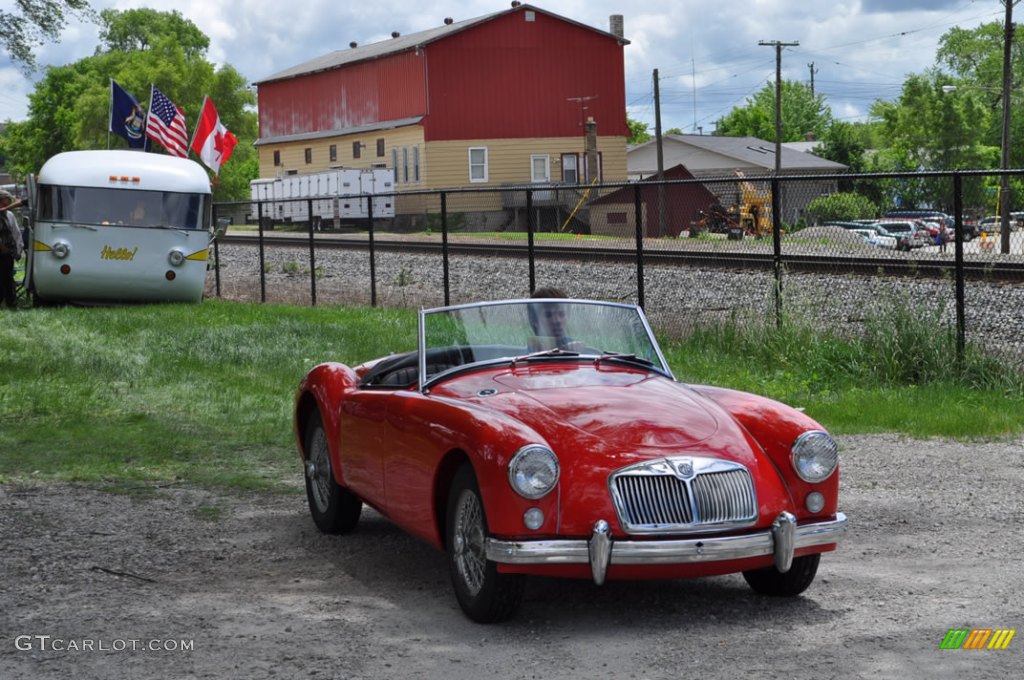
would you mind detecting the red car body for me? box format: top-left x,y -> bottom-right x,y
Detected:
293,300 -> 846,621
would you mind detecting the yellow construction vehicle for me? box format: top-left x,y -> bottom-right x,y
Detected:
735,170 -> 773,238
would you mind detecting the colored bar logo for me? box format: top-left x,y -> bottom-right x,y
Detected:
941,629 -> 1015,650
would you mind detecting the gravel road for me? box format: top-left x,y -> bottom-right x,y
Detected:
2,433 -> 1023,680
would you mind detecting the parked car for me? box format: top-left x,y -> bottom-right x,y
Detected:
293,299 -> 847,622
852,227 -> 897,250
884,210 -> 975,240
978,215 -> 1023,233
875,219 -> 932,251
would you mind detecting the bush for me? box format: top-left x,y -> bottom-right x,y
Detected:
807,192 -> 878,223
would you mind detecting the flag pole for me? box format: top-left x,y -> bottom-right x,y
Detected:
107,79 -> 113,150
188,95 -> 209,152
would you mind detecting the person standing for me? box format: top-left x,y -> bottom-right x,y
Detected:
0,190 -> 25,309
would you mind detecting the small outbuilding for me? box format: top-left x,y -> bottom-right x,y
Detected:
588,165 -> 720,237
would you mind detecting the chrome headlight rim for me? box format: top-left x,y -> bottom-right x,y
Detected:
508,444 -> 559,500
791,430 -> 839,483
168,248 -> 186,267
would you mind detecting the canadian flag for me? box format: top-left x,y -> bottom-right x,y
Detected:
190,96 -> 238,175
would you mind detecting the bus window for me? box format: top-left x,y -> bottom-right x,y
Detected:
36,185 -> 207,229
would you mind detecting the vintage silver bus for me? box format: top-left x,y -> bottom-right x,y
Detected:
28,150 -> 213,304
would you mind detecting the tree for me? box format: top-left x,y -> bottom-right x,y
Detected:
627,117 -> 651,144
0,8 -> 257,200
715,80 -> 832,142
0,0 -> 95,71
869,69 -> 996,211
98,8 -> 209,57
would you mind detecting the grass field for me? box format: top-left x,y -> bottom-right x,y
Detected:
2,300 -> 1021,489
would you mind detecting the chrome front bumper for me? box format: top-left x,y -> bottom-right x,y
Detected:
485,512 -> 848,585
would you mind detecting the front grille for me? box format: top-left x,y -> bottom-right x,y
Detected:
610,458 -> 757,534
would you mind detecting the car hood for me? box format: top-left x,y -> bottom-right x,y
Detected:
434,364 -> 759,464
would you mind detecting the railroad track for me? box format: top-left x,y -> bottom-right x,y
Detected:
219,233 -> 1024,282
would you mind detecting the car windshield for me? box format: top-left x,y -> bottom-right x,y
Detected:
418,299 -> 672,386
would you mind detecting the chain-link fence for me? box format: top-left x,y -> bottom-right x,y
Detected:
211,169 -> 1024,366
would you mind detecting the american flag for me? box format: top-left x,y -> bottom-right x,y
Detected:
145,87 -> 189,157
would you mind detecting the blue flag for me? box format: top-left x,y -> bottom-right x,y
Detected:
110,80 -> 150,150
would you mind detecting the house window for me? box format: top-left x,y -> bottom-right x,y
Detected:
273,150 -> 281,166
392,148 -> 399,183
377,138 -> 385,157
469,147 -> 488,183
304,148 -> 312,164
531,155 -> 550,183
402,147 -> 409,183
561,153 -> 578,183
352,141 -> 362,159
413,146 -> 420,182
329,145 -> 337,162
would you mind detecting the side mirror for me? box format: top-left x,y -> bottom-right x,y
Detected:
214,217 -> 230,239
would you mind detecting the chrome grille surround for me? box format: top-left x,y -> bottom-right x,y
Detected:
609,457 -> 758,535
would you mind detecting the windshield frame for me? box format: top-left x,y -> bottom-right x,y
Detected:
417,299 -> 674,392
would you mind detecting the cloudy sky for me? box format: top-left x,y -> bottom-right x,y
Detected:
0,0 -> 1007,134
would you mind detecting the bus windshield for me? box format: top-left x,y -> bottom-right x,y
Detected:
35,185 -> 209,230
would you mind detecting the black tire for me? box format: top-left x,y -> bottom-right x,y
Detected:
303,410 -> 362,534
446,464 -> 524,623
742,553 -> 820,597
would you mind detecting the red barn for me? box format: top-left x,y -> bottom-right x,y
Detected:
254,3 -> 630,206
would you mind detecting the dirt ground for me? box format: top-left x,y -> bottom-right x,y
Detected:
2,433 -> 1022,680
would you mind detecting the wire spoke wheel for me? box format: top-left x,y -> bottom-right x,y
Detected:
303,409 -> 361,534
446,464 -> 524,622
452,491 -> 487,596
307,425 -> 332,514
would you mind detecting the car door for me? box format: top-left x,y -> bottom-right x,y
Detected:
337,390 -> 391,507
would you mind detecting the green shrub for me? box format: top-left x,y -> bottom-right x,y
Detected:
807,192 -> 878,223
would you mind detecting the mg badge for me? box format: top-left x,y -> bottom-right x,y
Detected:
673,459 -> 694,479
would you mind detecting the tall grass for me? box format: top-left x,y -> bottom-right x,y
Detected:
2,299 -> 1022,488
665,302 -> 1024,438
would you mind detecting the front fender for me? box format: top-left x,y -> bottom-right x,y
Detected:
384,392 -> 558,537
688,384 -> 839,519
294,362 -> 359,483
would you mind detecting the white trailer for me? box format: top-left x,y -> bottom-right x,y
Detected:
250,168 -> 394,226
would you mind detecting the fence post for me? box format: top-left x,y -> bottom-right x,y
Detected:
771,176 -> 782,327
368,195 -> 376,307
634,183 -> 645,310
953,173 -> 966,365
526,188 -> 536,294
257,201 -> 267,303
307,199 -> 317,306
441,192 -> 450,306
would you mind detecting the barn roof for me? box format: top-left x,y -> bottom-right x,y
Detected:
660,134 -> 846,171
256,4 -> 629,85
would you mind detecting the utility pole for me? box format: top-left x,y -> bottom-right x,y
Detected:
998,0 -> 1015,254
759,40 -> 799,175
653,68 -> 666,236
808,61 -> 818,98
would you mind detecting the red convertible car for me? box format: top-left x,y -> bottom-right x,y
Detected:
294,299 -> 847,622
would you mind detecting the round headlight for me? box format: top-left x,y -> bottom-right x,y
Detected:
508,445 -> 559,499
168,248 -> 186,266
52,241 -> 71,259
791,430 -> 839,483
